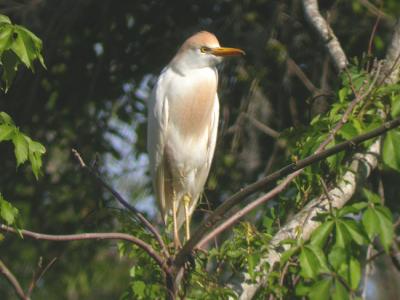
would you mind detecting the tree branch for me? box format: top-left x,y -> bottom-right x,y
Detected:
0,224 -> 169,275
0,258 -> 30,300
197,114 -> 400,248
71,149 -> 169,258
302,0 -> 348,72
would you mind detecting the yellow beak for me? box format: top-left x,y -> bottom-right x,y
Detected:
210,47 -> 245,57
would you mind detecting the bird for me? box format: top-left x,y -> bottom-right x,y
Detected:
147,31 -> 244,248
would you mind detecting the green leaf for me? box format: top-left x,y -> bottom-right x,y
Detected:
335,221 -> 350,248
247,253 -> 259,280
375,207 -> 394,252
0,112 -> 14,125
299,246 -> 319,279
340,122 -> 358,140
310,220 -> 334,248
295,282 -> 311,296
349,257 -> 361,290
362,206 -> 394,252
328,246 -> 347,270
362,188 -> 381,204
342,219 -> 366,245
362,207 -> 380,240
338,87 -> 349,102
332,279 -> 349,300
132,281 -> 146,298
14,25 -> 45,70
390,93 -> 400,118
0,124 -> 15,141
280,245 -> 299,265
338,202 -> 368,217
26,137 -> 46,154
0,194 -> 19,225
350,202 -> 368,211
29,151 -> 42,179
1,50 -> 19,91
0,24 -> 13,51
12,132 -> 29,166
375,205 -> 393,220
0,14 -> 11,24
299,245 -> 329,279
308,278 -> 332,300
382,129 -> 400,171
308,244 -> 330,272
10,27 -> 31,68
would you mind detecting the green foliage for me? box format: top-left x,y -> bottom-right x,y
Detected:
0,111 -> 46,178
282,65 -> 387,205
382,129 -> 400,171
0,193 -> 19,225
261,59 -> 399,297
175,222 -> 272,298
0,14 -> 45,91
117,213 -> 165,300
0,16 -> 46,227
264,186 -> 395,299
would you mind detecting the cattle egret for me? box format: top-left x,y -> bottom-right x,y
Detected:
147,31 -> 244,247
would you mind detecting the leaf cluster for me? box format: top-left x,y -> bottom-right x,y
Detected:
0,14 -> 45,91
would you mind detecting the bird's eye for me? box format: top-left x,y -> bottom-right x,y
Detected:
200,46 -> 210,53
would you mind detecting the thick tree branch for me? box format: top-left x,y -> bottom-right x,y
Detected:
71,149 -> 169,258
239,138 -> 380,299
0,224 -> 169,275
0,258 -> 30,300
302,0 -> 348,72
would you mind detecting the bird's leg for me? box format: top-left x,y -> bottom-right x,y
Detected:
172,190 -> 181,249
183,194 -> 191,241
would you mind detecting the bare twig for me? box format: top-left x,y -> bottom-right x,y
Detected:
359,0 -> 395,24
287,57 -> 319,94
302,0 -> 348,72
27,257 -> 58,297
0,224 -> 168,275
320,177 -> 333,214
366,10 -> 382,71
0,259 -> 29,300
242,112 -> 280,139
71,149 -> 169,258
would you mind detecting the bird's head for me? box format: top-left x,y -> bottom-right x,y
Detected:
171,31 -> 245,73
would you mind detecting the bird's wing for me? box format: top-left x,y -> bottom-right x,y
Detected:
206,93 -> 220,169
147,70 -> 170,223
187,93 -> 220,217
